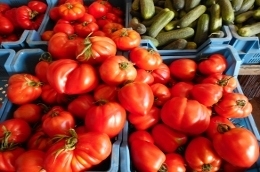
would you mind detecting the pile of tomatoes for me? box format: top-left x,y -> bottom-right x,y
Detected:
0,0 -> 48,43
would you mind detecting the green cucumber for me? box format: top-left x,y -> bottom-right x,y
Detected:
141,35 -> 159,47
231,0 -> 243,11
235,11 -> 254,24
162,39 -> 188,50
235,0 -> 255,15
237,22 -> 260,37
209,3 -> 222,33
140,0 -> 155,19
218,0 -> 235,24
185,0 -> 201,12
142,8 -> 170,27
172,0 -> 185,11
194,13 -> 210,46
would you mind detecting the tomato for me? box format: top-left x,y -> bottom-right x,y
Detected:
40,84 -> 71,105
15,150 -> 45,172
201,73 -> 237,94
4,8 -> 20,29
161,97 -> 211,135
93,84 -> 118,102
214,92 -> 252,118
129,47 -> 162,70
46,59 -> 99,94
91,30 -> 106,36
7,74 -> 42,105
87,0 -> 109,18
28,1 -> 47,13
205,115 -> 235,139
163,153 -> 186,172
170,81 -> 194,98
110,28 -> 141,51
0,3 -> 10,14
42,106 -> 75,138
0,119 -> 32,144
221,161 -> 247,172
134,69 -> 154,85
169,58 -> 197,81
190,83 -> 223,107
97,12 -> 119,28
85,101 -> 126,138
99,55 -> 137,86
0,14 -> 14,34
0,33 -> 18,42
150,83 -> 171,107
34,53 -> 53,83
58,0 -> 84,5
128,130 -> 154,144
15,6 -> 43,30
130,139 -> 166,172
74,14 -> 99,38
53,22 -> 75,35
43,130 -> 112,171
128,106 -> 160,130
118,82 -> 154,115
185,136 -> 222,172
67,94 -> 94,119
213,125 -> 259,168
49,6 -> 60,21
27,128 -> 53,151
151,123 -> 187,153
102,22 -> 123,36
41,30 -> 54,41
48,32 -> 83,59
151,62 -> 171,85
58,2 -> 85,21
13,103 -> 43,124
75,35 -> 117,64
198,53 -> 228,76
0,146 -> 25,172
96,0 -> 113,12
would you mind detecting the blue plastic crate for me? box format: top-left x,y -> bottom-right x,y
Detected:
0,0 -> 53,50
26,0 -> 129,49
1,48 -> 122,172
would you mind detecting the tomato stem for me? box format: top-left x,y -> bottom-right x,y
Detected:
39,52 -> 53,62
236,100 -> 246,107
0,126 -> 17,151
202,164 -> 212,172
217,76 -> 233,86
158,163 -> 167,172
76,41 -> 92,61
217,123 -> 232,133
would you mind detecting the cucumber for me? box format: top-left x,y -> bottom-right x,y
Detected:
131,0 -> 140,11
142,8 -> 170,27
164,20 -> 179,31
185,0 -> 201,12
177,5 -> 207,28
256,0 -> 260,6
148,10 -> 175,38
237,22 -> 260,37
185,42 -> 197,49
235,0 -> 255,15
209,3 -> 222,33
253,8 -> 260,20
218,0 -> 235,24
141,35 -> 159,47
235,11 -> 254,24
164,0 -> 175,11
172,0 -> 185,11
231,0 -> 243,11
194,14 -> 210,46
162,39 -> 188,50
203,0 -> 217,7
140,0 -> 155,19
156,27 -> 195,46
155,6 -> 164,13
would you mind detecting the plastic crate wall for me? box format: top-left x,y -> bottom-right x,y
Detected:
228,24 -> 260,64
1,48 -> 122,172
26,0 -> 129,50
120,44 -> 260,172
0,0 -> 53,50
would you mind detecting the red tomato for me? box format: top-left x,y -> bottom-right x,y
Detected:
0,146 -> 25,171
4,8 -> 20,29
49,6 -> 60,21
221,161 -> 247,172
48,32 -> 83,59
102,22 -> 123,36
185,136 -> 222,171
128,106 -> 160,130
85,101 -> 126,138
87,0 -> 109,18
34,53 -> 53,83
93,84 -> 118,102
129,47 -> 162,70
205,115 -> 235,139
27,128 -> 53,151
76,35 -> 117,64
28,1 -> 47,13
118,82 -> 154,115
43,131 -> 112,171
13,103 -> 43,124
96,0 -> 113,12
53,22 -> 74,35
213,125 -> 259,168
201,73 -> 237,94
164,153 -> 186,172
128,130 -> 154,144
46,59 -> 99,94
74,14 -> 99,37
91,30 -> 106,36
7,74 -> 42,105
130,139 -> 166,172
151,123 -> 187,153
198,53 -> 228,75
42,106 -> 75,138
112,7 -> 124,17
150,83 -> 171,106
169,58 -> 197,81
0,33 -> 19,42
190,83 -> 223,107
67,94 -> 94,119
214,92 -> 252,118
99,55 -> 137,86
0,14 -> 14,34
170,81 -> 194,98
0,119 -> 32,144
151,62 -> 171,84
134,69 -> 154,85
58,2 -> 85,21
161,97 -> 211,135
15,150 -> 45,172
0,3 -> 10,14
40,30 -> 54,41
110,28 -> 141,51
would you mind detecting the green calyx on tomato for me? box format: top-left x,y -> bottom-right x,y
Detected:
217,76 -> 233,86
217,124 -> 232,134
24,76 -> 42,87
0,127 -> 17,151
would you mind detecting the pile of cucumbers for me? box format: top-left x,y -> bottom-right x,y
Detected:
129,0 -> 260,50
